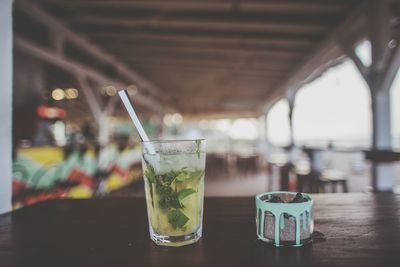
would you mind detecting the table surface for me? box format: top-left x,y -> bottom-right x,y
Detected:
1,193 -> 400,267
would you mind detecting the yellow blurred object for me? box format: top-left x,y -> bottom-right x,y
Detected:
85,147 -> 96,158
104,169 -> 142,192
104,173 -> 125,192
65,88 -> 79,99
67,185 -> 93,198
13,202 -> 23,210
19,146 -> 63,166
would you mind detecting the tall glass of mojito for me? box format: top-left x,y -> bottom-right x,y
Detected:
141,139 -> 205,247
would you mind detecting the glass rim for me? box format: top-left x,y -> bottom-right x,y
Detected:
141,139 -> 205,144
255,191 -> 313,206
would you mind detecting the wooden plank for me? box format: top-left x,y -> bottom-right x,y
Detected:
118,51 -> 302,65
135,64 -> 288,76
38,0 -> 351,14
129,63 -> 291,74
72,16 -> 329,35
89,32 -> 315,47
98,42 -> 308,55
125,57 -> 297,70
1,195 -> 400,267
90,34 -> 314,52
76,29 -> 325,49
104,45 -> 304,61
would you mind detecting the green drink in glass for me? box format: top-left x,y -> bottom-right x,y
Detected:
142,139 -> 205,247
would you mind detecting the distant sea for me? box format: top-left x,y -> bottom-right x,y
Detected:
296,137 -> 400,150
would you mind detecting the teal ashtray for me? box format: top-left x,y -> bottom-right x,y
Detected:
255,191 -> 314,247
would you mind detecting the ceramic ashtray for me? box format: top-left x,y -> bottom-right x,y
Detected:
255,191 -> 314,247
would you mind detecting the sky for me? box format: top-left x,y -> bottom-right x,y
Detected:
267,59 -> 400,148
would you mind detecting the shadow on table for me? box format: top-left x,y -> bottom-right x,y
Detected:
255,243 -> 313,267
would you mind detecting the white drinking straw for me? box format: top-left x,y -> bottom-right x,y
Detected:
118,89 -> 156,155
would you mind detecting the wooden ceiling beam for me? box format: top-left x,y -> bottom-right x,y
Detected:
96,43 -> 311,56
79,26 -> 324,40
179,97 -> 265,111
89,34 -> 313,52
39,0 -> 350,15
104,44 -> 304,59
136,66 -> 286,78
72,16 -> 329,35
136,65 -> 286,78
88,32 -> 315,45
125,57 -> 295,70
178,89 -> 274,99
124,56 -> 299,69
129,64 -> 290,75
113,52 -> 302,66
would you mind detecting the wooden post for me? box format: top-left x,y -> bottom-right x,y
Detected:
0,0 -> 13,214
77,76 -> 114,146
286,90 -> 297,147
98,113 -> 111,146
344,0 -> 399,191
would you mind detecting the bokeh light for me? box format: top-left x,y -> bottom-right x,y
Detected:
51,88 -> 65,101
65,88 -> 79,99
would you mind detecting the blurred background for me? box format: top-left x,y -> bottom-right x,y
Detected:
10,0 -> 400,208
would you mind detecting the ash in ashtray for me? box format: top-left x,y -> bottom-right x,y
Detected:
267,192 -> 308,203
262,192 -> 312,246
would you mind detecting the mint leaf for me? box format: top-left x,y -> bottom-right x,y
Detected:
158,185 -> 181,210
144,165 -> 156,183
163,170 -> 180,185
144,166 -> 157,207
195,140 -> 201,159
178,188 -> 196,202
167,209 -> 189,229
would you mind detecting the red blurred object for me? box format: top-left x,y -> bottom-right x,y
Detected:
12,180 -> 28,196
36,105 -> 66,119
111,165 -> 130,179
20,188 -> 69,206
67,169 -> 95,188
289,178 -> 298,192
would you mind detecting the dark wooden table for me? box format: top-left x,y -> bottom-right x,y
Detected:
1,194 -> 400,267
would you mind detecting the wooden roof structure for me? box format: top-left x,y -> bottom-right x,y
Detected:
13,0 -> 400,117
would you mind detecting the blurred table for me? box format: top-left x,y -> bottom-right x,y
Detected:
1,194 -> 400,267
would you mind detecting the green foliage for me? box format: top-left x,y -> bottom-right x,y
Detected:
195,140 -> 201,159
144,165 -> 156,183
145,166 -> 203,229
168,209 -> 189,229
158,184 -> 182,210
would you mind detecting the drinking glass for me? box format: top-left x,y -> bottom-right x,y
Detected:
141,139 -> 206,247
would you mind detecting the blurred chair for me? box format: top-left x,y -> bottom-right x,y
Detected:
296,169 -> 348,193
235,154 -> 259,177
206,153 -> 228,179
279,163 -> 292,191
296,170 -> 313,193
317,170 -> 349,193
